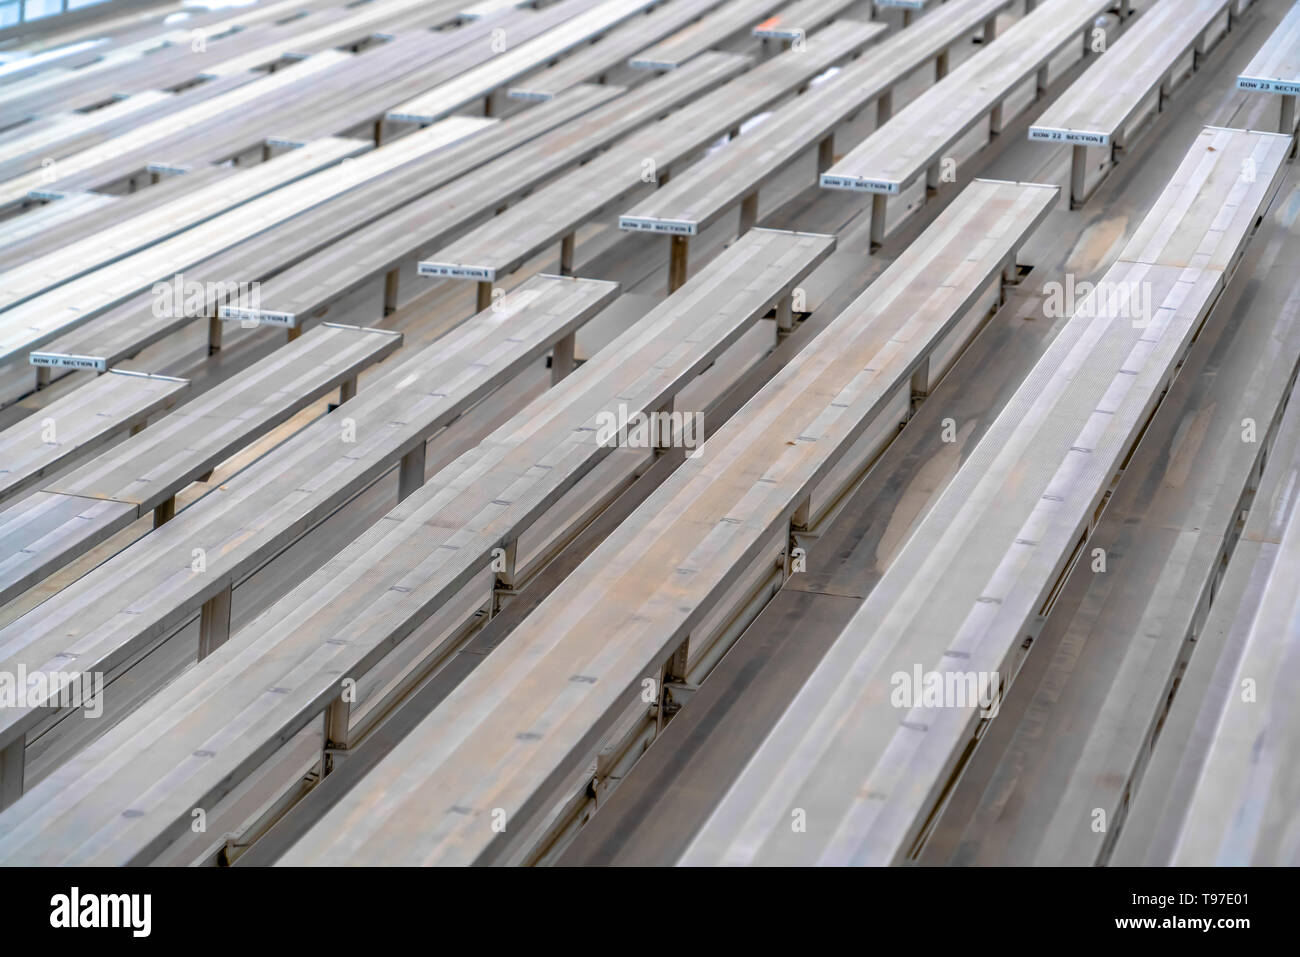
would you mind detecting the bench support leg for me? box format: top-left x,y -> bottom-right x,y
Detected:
322,694 -> 352,774
207,315 -> 223,355
1281,94 -> 1297,141
653,398 -> 685,463
1037,64 -> 1050,97
877,89 -> 893,127
817,134 -> 834,173
775,293 -> 794,339
739,191 -> 759,234
1002,256 -> 1021,289
34,366 -> 50,391
340,376 -> 358,404
1070,145 -> 1088,210
910,355 -> 930,410
287,325 -> 302,342
373,118 -> 384,146
551,332 -> 575,385
383,268 -> 400,316
491,538 -> 520,616
657,636 -> 692,731
791,494 -> 811,532
869,193 -> 887,252
476,281 -> 493,313
936,51 -> 949,81
198,584 -> 232,660
668,235 -> 690,293
153,495 -> 176,527
926,163 -> 941,196
493,538 -> 519,593
983,17 -> 997,45
0,736 -> 24,810
1000,258 -> 1021,306
989,102 -> 1004,138
129,421 -> 146,437
902,8 -> 912,27
559,232 -> 576,277
398,442 -> 426,501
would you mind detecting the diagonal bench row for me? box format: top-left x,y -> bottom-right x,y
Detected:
276,177 -> 1058,866
1166,410 -> 1300,866
0,371 -> 188,507
0,52 -> 351,212
0,275 -> 616,811
386,0 -> 661,124
6,0 -> 520,199
419,19 -> 886,308
821,0 -> 1113,248
0,228 -> 831,864
680,125 -> 1292,867
0,137 -> 379,314
221,53 -> 748,333
916,170 -> 1300,865
24,80 -> 631,378
507,0 -> 733,101
619,0 -> 1012,289
2,120 -> 473,378
1030,0 -> 1242,207
1236,0 -> 1300,147
629,0 -> 786,71
0,323 -> 402,609
1115,370 -> 1300,867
